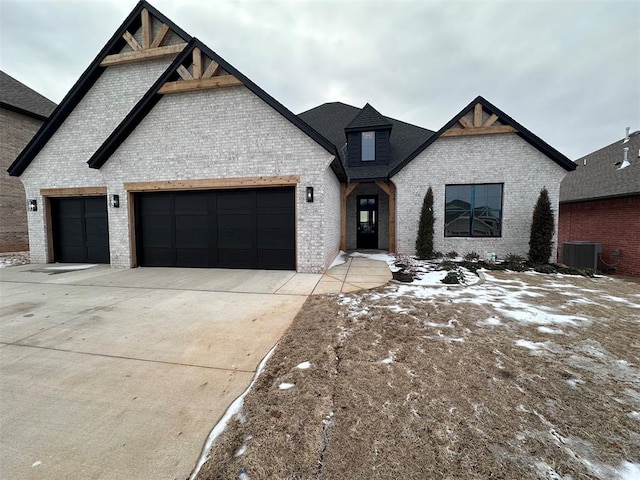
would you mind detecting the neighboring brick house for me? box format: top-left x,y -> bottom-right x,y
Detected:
0,71 -> 56,252
7,1 -> 575,272
559,129 -> 640,276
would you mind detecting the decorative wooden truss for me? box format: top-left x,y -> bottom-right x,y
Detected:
100,8 -> 187,67
158,47 -> 243,94
442,103 -> 516,137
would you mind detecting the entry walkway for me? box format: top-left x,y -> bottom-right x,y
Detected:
312,256 -> 393,294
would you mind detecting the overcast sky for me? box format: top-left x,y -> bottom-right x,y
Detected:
1,0 -> 638,160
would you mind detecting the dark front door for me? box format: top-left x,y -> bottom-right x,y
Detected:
357,195 -> 378,249
51,196 -> 110,263
135,187 -> 295,270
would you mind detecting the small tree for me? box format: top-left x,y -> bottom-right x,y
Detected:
415,186 -> 435,259
528,187 -> 554,264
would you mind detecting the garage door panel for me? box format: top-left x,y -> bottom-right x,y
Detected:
51,197 -> 109,264
136,187 -> 294,269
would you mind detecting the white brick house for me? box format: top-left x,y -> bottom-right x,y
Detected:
8,1 -> 575,272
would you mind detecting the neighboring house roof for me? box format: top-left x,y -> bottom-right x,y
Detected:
7,0 -> 192,177
345,103 -> 393,131
560,130 -> 640,203
0,71 -> 56,121
299,102 -> 434,181
85,38 -> 346,181
389,96 -> 576,177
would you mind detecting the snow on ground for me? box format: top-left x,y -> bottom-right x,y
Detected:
278,383 -> 295,390
0,251 -> 29,268
295,361 -> 311,370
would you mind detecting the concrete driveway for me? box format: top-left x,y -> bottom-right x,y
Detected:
0,264 -> 322,480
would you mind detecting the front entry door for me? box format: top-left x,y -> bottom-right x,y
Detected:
357,195 -> 378,249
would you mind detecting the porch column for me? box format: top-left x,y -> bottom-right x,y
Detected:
340,182 -> 359,251
375,180 -> 396,253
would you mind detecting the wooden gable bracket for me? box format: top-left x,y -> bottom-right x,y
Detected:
158,47 -> 243,94
442,103 -> 517,137
100,8 -> 187,67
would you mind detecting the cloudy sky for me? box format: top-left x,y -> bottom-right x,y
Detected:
1,0 -> 638,160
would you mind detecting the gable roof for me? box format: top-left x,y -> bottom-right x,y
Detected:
0,71 -> 56,121
299,102 -> 434,181
7,0 -> 191,177
560,130 -> 640,203
86,38 -> 346,181
345,103 -> 393,131
388,95 -> 576,177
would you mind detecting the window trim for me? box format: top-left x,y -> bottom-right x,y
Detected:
444,183 -> 503,238
361,131 -> 375,162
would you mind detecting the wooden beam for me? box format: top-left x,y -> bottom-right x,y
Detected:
124,175 -> 300,192
150,23 -> 170,48
122,31 -> 142,51
375,180 -> 391,196
40,187 -> 107,197
141,8 -> 151,49
202,60 -> 220,78
176,65 -> 193,81
340,184 -> 347,251
158,75 -> 243,94
458,116 -> 473,129
388,182 -> 396,253
441,125 -> 517,137
100,43 -> 187,67
474,103 -> 483,127
345,182 -> 359,197
192,47 -> 202,79
482,113 -> 499,128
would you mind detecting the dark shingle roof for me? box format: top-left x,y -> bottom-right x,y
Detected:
299,102 -> 434,181
345,103 -> 392,131
0,71 -> 56,120
560,130 -> 640,203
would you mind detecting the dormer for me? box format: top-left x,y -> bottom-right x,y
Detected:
345,104 -> 392,167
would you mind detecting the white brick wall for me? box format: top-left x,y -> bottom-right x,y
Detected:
20,59 -> 174,263
392,134 -> 568,261
102,87 -> 337,272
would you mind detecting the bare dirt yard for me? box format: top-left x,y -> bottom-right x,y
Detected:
197,269 -> 640,479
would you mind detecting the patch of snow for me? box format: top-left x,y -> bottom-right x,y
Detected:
538,326 -> 564,335
413,270 -> 448,285
533,461 -> 565,479
296,361 -> 311,370
234,445 -> 247,457
628,411 -> 640,420
278,382 -> 295,390
565,378 -> 585,389
329,251 -> 348,268
189,343 -> 278,480
515,339 -> 545,350
239,468 -> 250,480
619,462 -> 640,480
44,264 -> 97,271
31,461 -> 41,468
477,316 -> 502,326
380,357 -> 393,364
600,295 -> 640,309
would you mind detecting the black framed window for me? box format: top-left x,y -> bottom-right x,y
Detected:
361,131 -> 375,161
445,184 -> 503,237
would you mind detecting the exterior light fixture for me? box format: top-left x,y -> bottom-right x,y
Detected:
28,199 -> 37,212
110,194 -> 120,208
306,186 -> 314,203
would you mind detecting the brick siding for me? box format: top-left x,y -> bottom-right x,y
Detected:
558,196 -> 640,276
0,108 -> 44,252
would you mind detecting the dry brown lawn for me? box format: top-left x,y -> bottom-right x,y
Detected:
197,271 -> 640,480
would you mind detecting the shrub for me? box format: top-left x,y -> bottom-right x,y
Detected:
464,251 -> 480,261
504,253 -> 525,264
446,250 -> 458,259
528,187 -> 555,264
441,269 -> 464,284
415,187 -> 435,259
433,251 -> 443,259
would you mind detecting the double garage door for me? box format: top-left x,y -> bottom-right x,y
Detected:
135,187 -> 295,270
50,187 -> 295,270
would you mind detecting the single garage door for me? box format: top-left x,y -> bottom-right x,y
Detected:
135,187 -> 295,270
51,196 -> 110,263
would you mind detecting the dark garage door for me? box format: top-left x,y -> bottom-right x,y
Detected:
135,187 -> 295,270
51,196 -> 110,264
